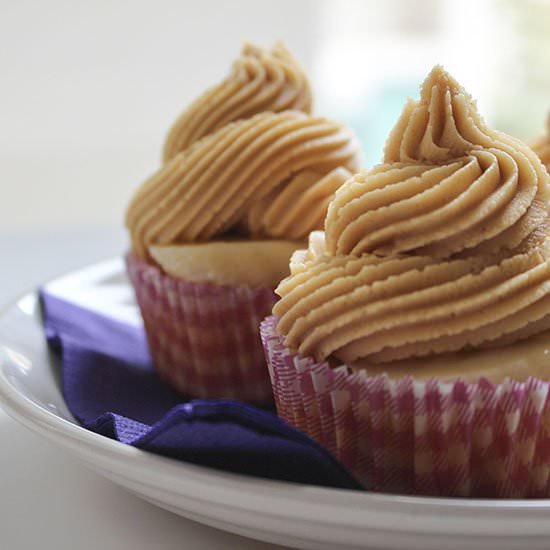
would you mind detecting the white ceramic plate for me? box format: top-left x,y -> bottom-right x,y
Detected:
2,259 -> 550,550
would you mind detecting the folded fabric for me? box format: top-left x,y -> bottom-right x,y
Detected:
41,291 -> 361,490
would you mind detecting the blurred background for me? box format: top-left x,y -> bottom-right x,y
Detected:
1,0 -> 550,300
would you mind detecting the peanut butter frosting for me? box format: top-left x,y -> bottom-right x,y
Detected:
533,113 -> 550,172
274,66 -> 550,367
163,42 -> 312,163
127,110 -> 360,258
126,43 -> 361,260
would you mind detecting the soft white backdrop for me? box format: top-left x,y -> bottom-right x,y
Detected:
1,0 -> 320,235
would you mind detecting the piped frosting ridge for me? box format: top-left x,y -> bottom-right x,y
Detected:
274,66 -> 550,366
126,43 -> 361,258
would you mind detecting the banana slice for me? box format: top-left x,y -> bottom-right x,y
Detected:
149,240 -> 304,288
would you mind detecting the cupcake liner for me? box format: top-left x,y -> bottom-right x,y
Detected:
126,254 -> 277,405
261,315 -> 550,497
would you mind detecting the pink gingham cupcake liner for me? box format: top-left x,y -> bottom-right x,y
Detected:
261,315 -> 550,498
126,254 -> 277,405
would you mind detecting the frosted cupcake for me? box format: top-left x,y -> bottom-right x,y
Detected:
261,66 -> 550,496
125,43 -> 361,404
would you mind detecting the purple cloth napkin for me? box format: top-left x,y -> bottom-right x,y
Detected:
40,291 -> 361,490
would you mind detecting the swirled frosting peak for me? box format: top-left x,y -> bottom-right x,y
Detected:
274,66 -> 550,366
126,42 -> 361,259
163,42 -> 312,163
127,110 -> 360,257
326,65 -> 549,259
533,113 -> 550,172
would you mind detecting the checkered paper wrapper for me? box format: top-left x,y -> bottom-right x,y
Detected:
261,315 -> 550,498
126,254 -> 277,405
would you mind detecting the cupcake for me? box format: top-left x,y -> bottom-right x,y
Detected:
533,113 -> 550,171
261,66 -> 550,496
125,42 -> 361,404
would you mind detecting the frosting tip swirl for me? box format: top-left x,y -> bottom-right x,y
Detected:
126,43 -> 361,259
276,65 -> 550,368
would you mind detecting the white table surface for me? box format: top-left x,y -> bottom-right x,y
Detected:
0,227 -> 281,550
